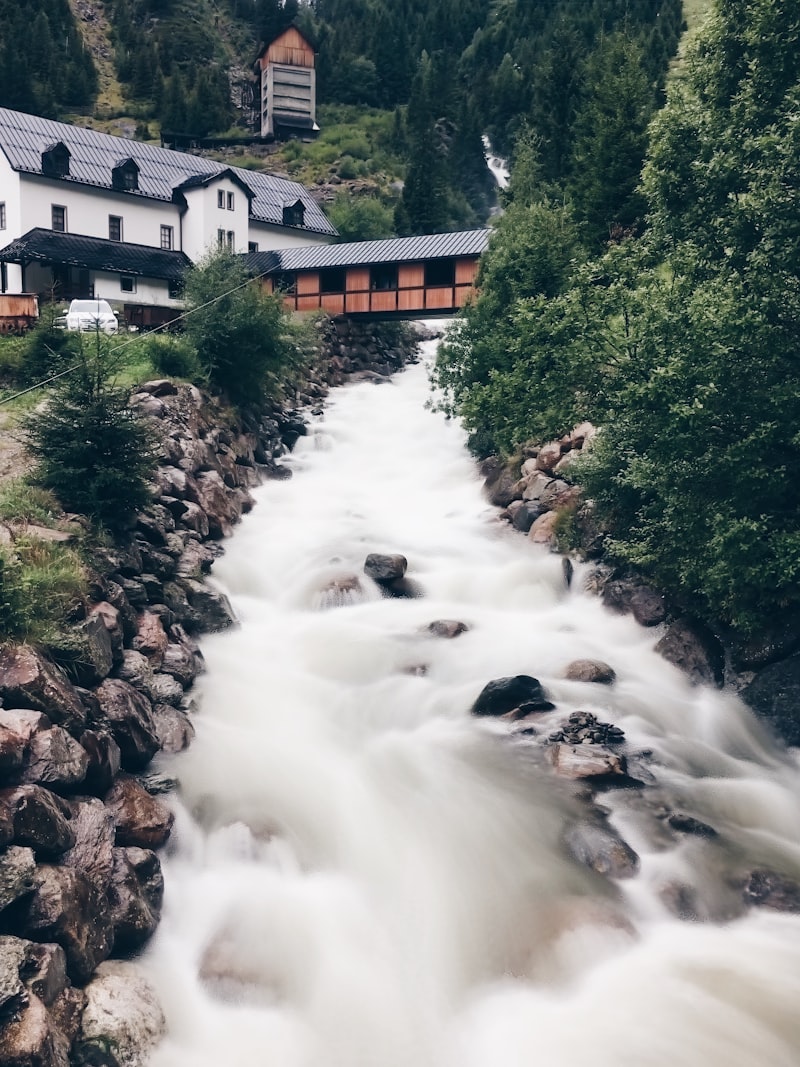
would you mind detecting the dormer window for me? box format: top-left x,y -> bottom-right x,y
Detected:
112,158 -> 140,192
42,142 -> 70,178
282,199 -> 305,227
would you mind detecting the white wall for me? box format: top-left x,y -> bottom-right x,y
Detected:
19,174 -> 183,249
0,150 -> 23,291
180,177 -> 251,261
249,221 -> 330,250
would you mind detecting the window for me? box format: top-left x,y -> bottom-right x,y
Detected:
273,272 -> 296,295
160,225 -> 173,251
227,191 -> 235,211
51,205 -> 67,232
42,143 -> 70,178
319,267 -> 346,294
370,264 -> 398,291
282,200 -> 305,227
248,241 -> 259,253
120,275 -> 136,293
217,228 -> 225,248
0,202 -> 5,229
1,263 -> 7,293
226,230 -> 235,250
424,259 -> 455,287
168,278 -> 184,299
112,159 -> 139,192
109,215 -> 123,242
217,190 -> 225,209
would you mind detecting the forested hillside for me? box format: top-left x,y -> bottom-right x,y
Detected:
0,0 -> 681,237
434,0 -> 800,639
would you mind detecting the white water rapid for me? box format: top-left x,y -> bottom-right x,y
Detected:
142,337 -> 800,1067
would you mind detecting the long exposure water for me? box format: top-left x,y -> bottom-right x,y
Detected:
143,337 -> 800,1067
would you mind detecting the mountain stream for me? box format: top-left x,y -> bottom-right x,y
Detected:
142,337 -> 800,1067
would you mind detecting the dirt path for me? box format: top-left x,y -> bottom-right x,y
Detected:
0,408 -> 34,484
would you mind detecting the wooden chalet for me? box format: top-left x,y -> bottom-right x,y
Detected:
254,27 -> 319,141
245,229 -> 491,318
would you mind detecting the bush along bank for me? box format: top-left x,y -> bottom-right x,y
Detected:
0,317 -> 420,1067
483,432 -> 800,752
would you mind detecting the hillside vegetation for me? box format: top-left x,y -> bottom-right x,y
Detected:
0,0 -> 681,237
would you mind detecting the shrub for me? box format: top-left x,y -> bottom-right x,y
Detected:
139,334 -> 200,380
183,249 -> 300,406
23,343 -> 157,532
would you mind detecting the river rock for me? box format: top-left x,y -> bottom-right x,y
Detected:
132,612 -> 168,668
547,743 -> 627,780
104,776 -> 174,850
601,579 -> 667,626
20,727 -> 88,792
471,675 -> 555,717
729,609 -> 800,671
521,472 -> 554,503
528,511 -> 559,545
315,574 -> 366,610
535,442 -> 564,474
547,711 -> 625,746
742,869 -> 800,912
563,659 -> 616,684
0,847 -> 36,911
364,554 -> 408,583
24,942 -> 69,1007
159,639 -> 201,687
0,991 -> 71,1067
118,650 -> 157,698
655,618 -> 724,687
108,849 -> 164,953
563,820 -> 640,879
192,470 -> 240,538
69,615 -> 114,686
179,579 -> 237,632
665,812 -> 718,838
79,731 -> 122,796
538,480 -> 582,513
15,865 -> 113,983
60,799 -> 115,890
74,962 -> 166,1067
425,620 -> 469,639
94,680 -> 159,770
0,786 -> 75,856
485,469 -> 519,508
104,583 -> 138,644
740,654 -> 800,747
0,647 -> 86,732
0,710 -> 50,777
152,704 -> 194,753
0,936 -> 27,1011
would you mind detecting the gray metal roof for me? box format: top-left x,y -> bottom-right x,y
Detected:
244,228 -> 491,275
0,228 -> 191,280
0,108 -> 336,237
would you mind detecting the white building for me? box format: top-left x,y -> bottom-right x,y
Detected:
0,107 -> 335,326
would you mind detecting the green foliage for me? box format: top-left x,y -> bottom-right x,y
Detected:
136,333 -> 200,380
0,537 -> 87,644
326,192 -> 395,242
18,317 -> 82,387
23,341 -> 157,532
0,480 -> 61,526
183,249 -> 300,406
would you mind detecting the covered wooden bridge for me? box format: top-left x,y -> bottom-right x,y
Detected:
244,228 -> 491,318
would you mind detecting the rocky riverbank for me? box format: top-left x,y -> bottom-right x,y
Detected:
0,317 -> 420,1067
482,428 -> 800,749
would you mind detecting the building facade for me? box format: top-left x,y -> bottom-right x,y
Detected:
0,107 -> 335,319
254,27 -> 318,141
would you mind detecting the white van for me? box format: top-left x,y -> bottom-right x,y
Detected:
66,299 -> 119,334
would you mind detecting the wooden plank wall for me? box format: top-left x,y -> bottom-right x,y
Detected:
266,28 -> 315,68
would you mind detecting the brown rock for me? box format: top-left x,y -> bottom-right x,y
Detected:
75,962 -> 165,1067
564,820 -> 639,879
0,846 -> 36,910
60,798 -> 115,890
535,442 -> 564,474
655,618 -> 724,687
0,786 -> 75,856
563,659 -> 616,685
547,743 -> 627,780
68,615 -> 114,686
538,480 -> 582,513
192,470 -> 240,538
742,869 -> 800,913
94,680 -> 159,771
528,511 -> 559,545
0,709 -> 50,778
179,579 -> 237,632
0,992 -> 70,1067
79,731 -> 122,796
108,848 -> 164,952
16,865 -> 113,983
23,942 -> 69,1006
160,638 -> 202,687
104,776 -> 174,849
131,611 -> 168,669
20,728 -> 88,792
364,553 -> 408,583
0,647 -> 85,732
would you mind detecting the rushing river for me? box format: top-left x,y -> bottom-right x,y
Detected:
143,336 -> 800,1067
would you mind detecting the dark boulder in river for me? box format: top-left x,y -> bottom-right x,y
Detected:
471,675 -> 555,717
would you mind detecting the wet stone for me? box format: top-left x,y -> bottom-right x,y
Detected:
742,869 -> 800,913
471,675 -> 555,717
425,620 -> 469,639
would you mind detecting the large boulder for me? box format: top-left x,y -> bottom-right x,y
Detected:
74,962 -> 165,1067
740,654 -> 800,747
79,731 -> 122,797
547,743 -> 628,780
108,849 -> 164,953
93,681 -> 159,771
363,554 -> 407,583
0,991 -> 71,1067
564,820 -> 639,879
0,709 -> 50,778
0,647 -> 85,733
655,618 -> 724,687
471,675 -> 555,717
20,727 -> 88,792
14,865 -> 113,983
0,847 -> 36,911
60,799 -> 115,891
179,579 -> 237,633
104,776 -> 174,850
601,579 -> 667,626
0,786 -> 75,857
